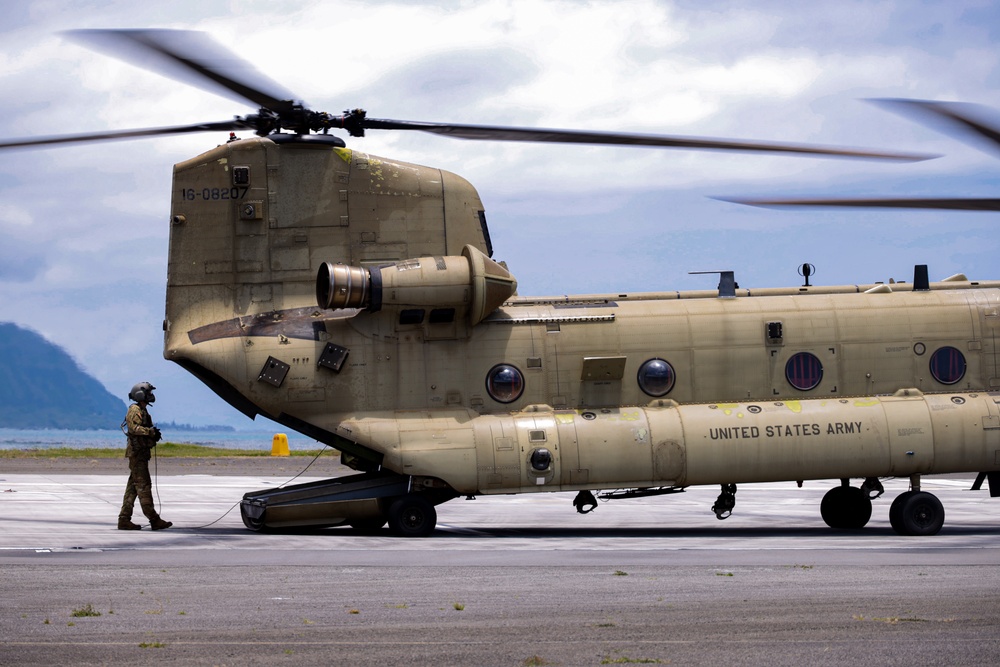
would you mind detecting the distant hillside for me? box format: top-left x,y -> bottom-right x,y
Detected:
0,322 -> 126,429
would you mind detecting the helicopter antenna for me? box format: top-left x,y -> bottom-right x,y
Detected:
798,263 -> 816,287
690,270 -> 737,298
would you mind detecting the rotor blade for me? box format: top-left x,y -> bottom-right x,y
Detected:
716,196 -> 1000,211
67,29 -> 299,113
870,99 -> 1000,158
359,117 -> 936,161
0,120 -> 249,150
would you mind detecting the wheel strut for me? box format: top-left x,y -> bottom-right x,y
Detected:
712,484 -> 737,520
573,490 -> 598,514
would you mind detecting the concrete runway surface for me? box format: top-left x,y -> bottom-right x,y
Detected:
1,464 -> 998,666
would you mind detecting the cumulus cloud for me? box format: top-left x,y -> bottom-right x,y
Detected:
1,0 -> 998,424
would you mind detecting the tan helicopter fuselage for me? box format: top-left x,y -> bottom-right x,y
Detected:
164,136 -> 1000,500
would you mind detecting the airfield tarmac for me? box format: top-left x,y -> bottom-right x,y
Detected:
1,459 -> 998,666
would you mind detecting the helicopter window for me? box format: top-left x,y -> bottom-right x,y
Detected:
929,346 -> 966,385
785,352 -> 823,391
637,358 -> 675,397
429,308 -> 455,324
399,309 -> 425,325
486,364 -> 525,404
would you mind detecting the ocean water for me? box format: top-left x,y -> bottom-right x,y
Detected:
0,428 -> 326,452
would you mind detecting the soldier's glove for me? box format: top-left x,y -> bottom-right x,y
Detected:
152,427 -> 162,443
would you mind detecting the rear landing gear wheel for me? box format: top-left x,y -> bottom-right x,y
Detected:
388,495 -> 437,537
820,485 -> 872,529
888,490 -> 914,534
889,491 -> 944,536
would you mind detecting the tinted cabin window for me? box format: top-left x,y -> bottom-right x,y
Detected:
486,364 -> 524,403
785,352 -> 823,391
637,358 -> 676,397
929,346 -> 966,385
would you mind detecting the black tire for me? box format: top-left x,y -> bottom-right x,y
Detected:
888,491 -> 915,535
388,495 -> 437,537
820,485 -> 872,530
896,491 -> 945,536
348,517 -> 388,534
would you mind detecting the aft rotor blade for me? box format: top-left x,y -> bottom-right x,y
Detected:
359,118 -> 936,161
67,29 -> 299,114
0,120 -> 249,150
717,196 -> 1000,211
870,99 -> 1000,158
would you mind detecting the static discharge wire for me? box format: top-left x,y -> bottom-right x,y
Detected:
187,443 -> 332,529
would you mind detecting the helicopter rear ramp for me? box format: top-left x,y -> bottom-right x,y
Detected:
240,472 -> 410,531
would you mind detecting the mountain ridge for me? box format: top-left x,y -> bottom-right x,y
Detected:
0,322 -> 126,429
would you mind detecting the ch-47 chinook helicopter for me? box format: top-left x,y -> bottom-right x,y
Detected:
6,30 -> 999,537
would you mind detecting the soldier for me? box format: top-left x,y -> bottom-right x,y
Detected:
118,381 -> 173,531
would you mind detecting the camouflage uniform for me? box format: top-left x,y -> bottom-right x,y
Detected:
118,402 -> 170,529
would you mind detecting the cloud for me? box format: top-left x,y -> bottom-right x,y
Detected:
1,0 -> 998,425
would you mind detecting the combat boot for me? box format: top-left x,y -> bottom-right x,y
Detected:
118,519 -> 142,530
151,518 -> 173,531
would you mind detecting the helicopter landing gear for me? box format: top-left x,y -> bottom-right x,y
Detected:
387,494 -> 437,537
712,484 -> 737,520
860,476 -> 885,500
240,499 -> 266,532
889,477 -> 945,536
820,480 -> 873,529
573,490 -> 598,514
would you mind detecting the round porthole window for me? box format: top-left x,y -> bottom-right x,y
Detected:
785,352 -> 823,391
486,364 -> 524,403
637,358 -> 676,397
929,346 -> 965,385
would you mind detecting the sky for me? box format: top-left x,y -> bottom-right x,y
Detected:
1,0 -> 999,428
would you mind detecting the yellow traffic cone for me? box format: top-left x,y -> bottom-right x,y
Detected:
271,433 -> 290,457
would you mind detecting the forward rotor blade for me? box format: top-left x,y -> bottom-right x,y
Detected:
0,120 -> 249,150
870,99 -> 1000,158
360,118 -> 936,161
67,29 -> 299,113
716,196 -> 1000,211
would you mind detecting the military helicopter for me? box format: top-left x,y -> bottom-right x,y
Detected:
5,30 -> 998,537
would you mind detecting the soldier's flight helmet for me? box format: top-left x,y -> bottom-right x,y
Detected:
129,381 -> 156,404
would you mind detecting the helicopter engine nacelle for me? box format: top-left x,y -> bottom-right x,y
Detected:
317,244 -> 516,326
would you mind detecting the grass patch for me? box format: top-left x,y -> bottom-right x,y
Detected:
523,656 -> 553,666
70,604 -> 101,618
453,602 -> 465,611
139,641 -> 166,648
600,657 -> 663,664
613,570 -> 628,577
0,443 -> 321,458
